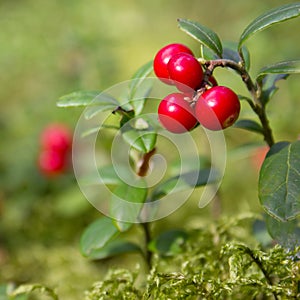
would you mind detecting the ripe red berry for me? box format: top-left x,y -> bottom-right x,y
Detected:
168,52 -> 203,92
158,93 -> 198,133
38,149 -> 68,176
195,86 -> 240,131
153,43 -> 194,84
40,123 -> 72,153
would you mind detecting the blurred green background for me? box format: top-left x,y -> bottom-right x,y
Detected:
0,0 -> 299,298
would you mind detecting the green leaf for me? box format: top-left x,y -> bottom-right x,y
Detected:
257,60 -> 300,82
122,121 -> 157,154
57,90 -> 101,107
80,217 -> 119,256
83,93 -> 120,119
259,73 -> 289,106
266,214 -> 300,249
128,61 -> 153,115
148,229 -> 188,256
178,18 -> 223,57
259,141 -> 300,221
87,240 -> 142,260
9,284 -> 58,300
222,41 -> 250,71
151,168 -> 220,201
110,181 -> 148,231
234,119 -> 264,135
239,3 -> 300,48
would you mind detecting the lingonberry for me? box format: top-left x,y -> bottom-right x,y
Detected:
153,43 -> 194,84
40,123 -> 72,153
38,149 -> 68,176
167,52 -> 203,92
195,86 -> 240,131
158,93 -> 198,133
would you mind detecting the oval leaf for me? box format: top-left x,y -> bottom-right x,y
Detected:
178,18 -> 223,57
127,61 -> 153,115
259,141 -> 300,221
239,3 -> 300,48
57,90 -> 101,107
110,182 -> 148,230
80,217 -> 119,256
148,229 -> 188,256
87,240 -> 142,260
257,60 -> 300,82
234,119 -> 264,135
151,168 -> 220,201
266,214 -> 300,249
10,284 -> 58,300
122,124 -> 157,154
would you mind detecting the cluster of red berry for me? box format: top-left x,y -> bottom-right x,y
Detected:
38,123 -> 72,177
153,43 -> 240,133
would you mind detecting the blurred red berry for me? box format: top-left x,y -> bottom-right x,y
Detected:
40,123 -> 72,153
38,149 -> 68,176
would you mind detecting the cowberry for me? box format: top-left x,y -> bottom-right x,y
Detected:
40,123 -> 72,153
168,52 -> 203,92
38,149 -> 68,176
153,43 -> 194,84
158,93 -> 198,133
195,86 -> 240,131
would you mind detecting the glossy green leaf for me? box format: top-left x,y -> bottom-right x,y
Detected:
257,60 -> 300,82
110,182 -> 148,231
87,240 -> 142,260
259,141 -> 300,221
239,3 -> 300,48
122,122 -> 157,154
178,18 -> 223,57
57,90 -> 101,107
148,229 -> 188,256
128,61 -> 153,115
259,73 -> 289,106
151,168 -> 220,201
234,119 -> 264,135
80,217 -> 119,256
83,94 -> 120,119
222,42 -> 250,71
266,214 -> 300,249
9,284 -> 58,300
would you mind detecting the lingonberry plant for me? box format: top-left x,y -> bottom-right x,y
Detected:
10,3 -> 299,299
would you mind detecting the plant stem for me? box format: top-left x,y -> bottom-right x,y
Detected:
141,222 -> 152,269
204,59 -> 275,147
245,247 -> 279,300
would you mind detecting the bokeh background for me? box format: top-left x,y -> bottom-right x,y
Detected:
1,0 -> 299,298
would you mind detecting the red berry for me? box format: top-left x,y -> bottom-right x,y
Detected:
195,86 -> 240,131
168,52 -> 203,92
153,43 -> 194,85
40,123 -> 72,153
158,93 -> 198,133
38,149 -> 67,176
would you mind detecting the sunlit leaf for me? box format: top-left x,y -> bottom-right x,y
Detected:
110,181 -> 148,231
57,90 -> 101,107
259,141 -> 300,221
178,18 -> 223,57
128,61 -> 153,115
239,3 -> 300,48
80,217 -> 119,256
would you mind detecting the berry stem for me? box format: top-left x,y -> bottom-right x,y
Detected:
203,59 -> 275,147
